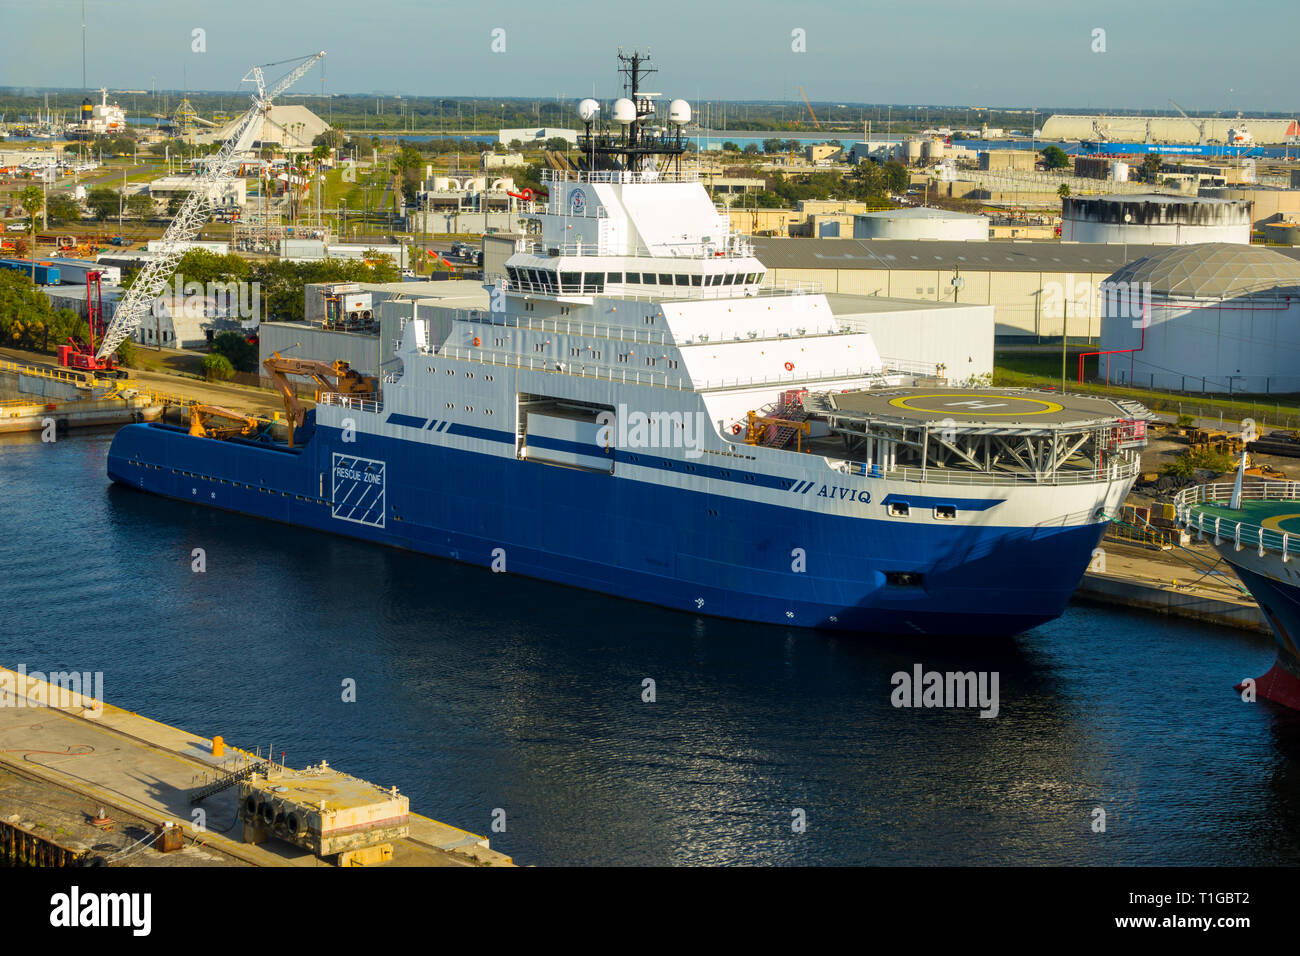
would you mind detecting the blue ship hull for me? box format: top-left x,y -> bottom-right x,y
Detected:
107,421 -> 1106,636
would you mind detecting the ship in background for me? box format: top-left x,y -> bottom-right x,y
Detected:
106,51 -> 1149,635
1178,474 -> 1300,708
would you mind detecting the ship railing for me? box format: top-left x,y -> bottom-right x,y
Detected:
448,307 -> 857,347
318,392 -> 383,415
1174,480 -> 1300,559
831,454 -> 1142,487
512,237 -> 758,260
541,168 -> 701,185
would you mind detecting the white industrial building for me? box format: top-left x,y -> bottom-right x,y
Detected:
1061,194 -> 1253,244
1097,243 -> 1300,393
853,207 -> 988,242
202,105 -> 330,153
498,127 -> 578,147
147,174 -> 246,209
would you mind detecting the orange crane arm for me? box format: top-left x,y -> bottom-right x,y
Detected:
798,87 -> 821,130
189,404 -> 260,439
262,351 -> 378,447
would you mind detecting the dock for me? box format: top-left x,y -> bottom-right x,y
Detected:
1076,539 -> 1267,634
0,666 -> 513,867
0,357 -> 164,433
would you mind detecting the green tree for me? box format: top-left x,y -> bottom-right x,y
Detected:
722,141 -> 740,152
1141,153 -> 1162,179
86,186 -> 120,221
1057,183 -> 1070,198
545,136 -> 570,151
18,185 -> 43,277
126,193 -> 155,220
1040,145 -> 1070,170
742,143 -> 760,155
46,195 -> 82,225
883,161 -> 909,194
202,352 -> 235,381
210,331 -> 258,373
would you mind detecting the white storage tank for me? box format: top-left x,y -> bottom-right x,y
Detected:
1110,162 -> 1129,183
1061,194 -> 1252,244
853,207 -> 989,242
1097,243 -> 1300,393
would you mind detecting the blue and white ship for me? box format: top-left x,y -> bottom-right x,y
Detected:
107,52 -> 1148,636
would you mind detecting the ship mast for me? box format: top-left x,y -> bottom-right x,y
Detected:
577,49 -> 687,173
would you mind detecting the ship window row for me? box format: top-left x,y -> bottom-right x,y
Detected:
161,465 -> 328,504
506,266 -> 763,294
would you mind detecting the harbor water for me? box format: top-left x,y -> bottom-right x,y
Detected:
3,429 -> 1299,865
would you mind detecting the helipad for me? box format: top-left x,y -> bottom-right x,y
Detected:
827,387 -> 1138,427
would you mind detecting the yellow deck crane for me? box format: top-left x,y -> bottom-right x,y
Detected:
262,351 -> 378,448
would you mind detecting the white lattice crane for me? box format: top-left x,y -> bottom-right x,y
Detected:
95,52 -> 326,360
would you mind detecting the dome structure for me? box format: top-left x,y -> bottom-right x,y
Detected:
1097,243 -> 1300,393
1106,242 -> 1300,299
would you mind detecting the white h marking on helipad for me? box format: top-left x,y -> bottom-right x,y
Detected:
944,400 -> 1010,410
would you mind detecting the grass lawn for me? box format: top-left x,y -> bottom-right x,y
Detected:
994,348 -> 1300,428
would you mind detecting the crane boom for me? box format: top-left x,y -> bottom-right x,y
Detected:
95,52 -> 325,359
798,86 -> 821,130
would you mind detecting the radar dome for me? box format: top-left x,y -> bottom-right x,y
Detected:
578,98 -> 600,123
612,98 -> 636,125
668,99 -> 691,126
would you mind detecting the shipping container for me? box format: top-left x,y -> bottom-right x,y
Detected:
0,258 -> 61,284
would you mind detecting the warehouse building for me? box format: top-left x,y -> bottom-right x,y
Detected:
1097,243 -> 1300,393
748,236 -> 1300,341
1061,194 -> 1252,244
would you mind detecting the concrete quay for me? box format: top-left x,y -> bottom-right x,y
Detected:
0,666 -> 513,867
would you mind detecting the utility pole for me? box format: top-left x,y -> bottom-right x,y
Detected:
1061,293 -> 1069,392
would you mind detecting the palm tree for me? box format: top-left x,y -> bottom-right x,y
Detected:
18,185 -> 43,282
1057,183 -> 1070,199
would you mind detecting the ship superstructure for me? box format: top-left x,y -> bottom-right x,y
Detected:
107,51 -> 1148,635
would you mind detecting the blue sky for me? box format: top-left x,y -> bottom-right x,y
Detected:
1,0 -> 1296,113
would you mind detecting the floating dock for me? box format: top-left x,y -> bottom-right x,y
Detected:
0,666 -> 512,867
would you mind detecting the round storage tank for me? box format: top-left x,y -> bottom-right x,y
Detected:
1061,193 -> 1252,244
853,207 -> 988,242
1110,162 -> 1129,183
1097,243 -> 1300,393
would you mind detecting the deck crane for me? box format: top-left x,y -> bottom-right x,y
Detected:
1168,98 -> 1207,144
94,51 -> 326,362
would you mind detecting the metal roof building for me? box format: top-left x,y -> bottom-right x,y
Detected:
750,236 -> 1300,341
1098,244 -> 1300,393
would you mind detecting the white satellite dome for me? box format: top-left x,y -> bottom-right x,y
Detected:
611,98 -> 636,125
668,98 -> 691,126
578,98 -> 600,123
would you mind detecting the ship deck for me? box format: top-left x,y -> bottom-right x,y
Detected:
823,387 -> 1141,430
1193,497 -> 1300,533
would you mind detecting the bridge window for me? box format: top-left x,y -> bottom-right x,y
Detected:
608,272 -> 623,283
583,272 -> 605,293
560,272 -> 580,294
671,274 -> 686,286
690,275 -> 702,286
626,272 -> 641,283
